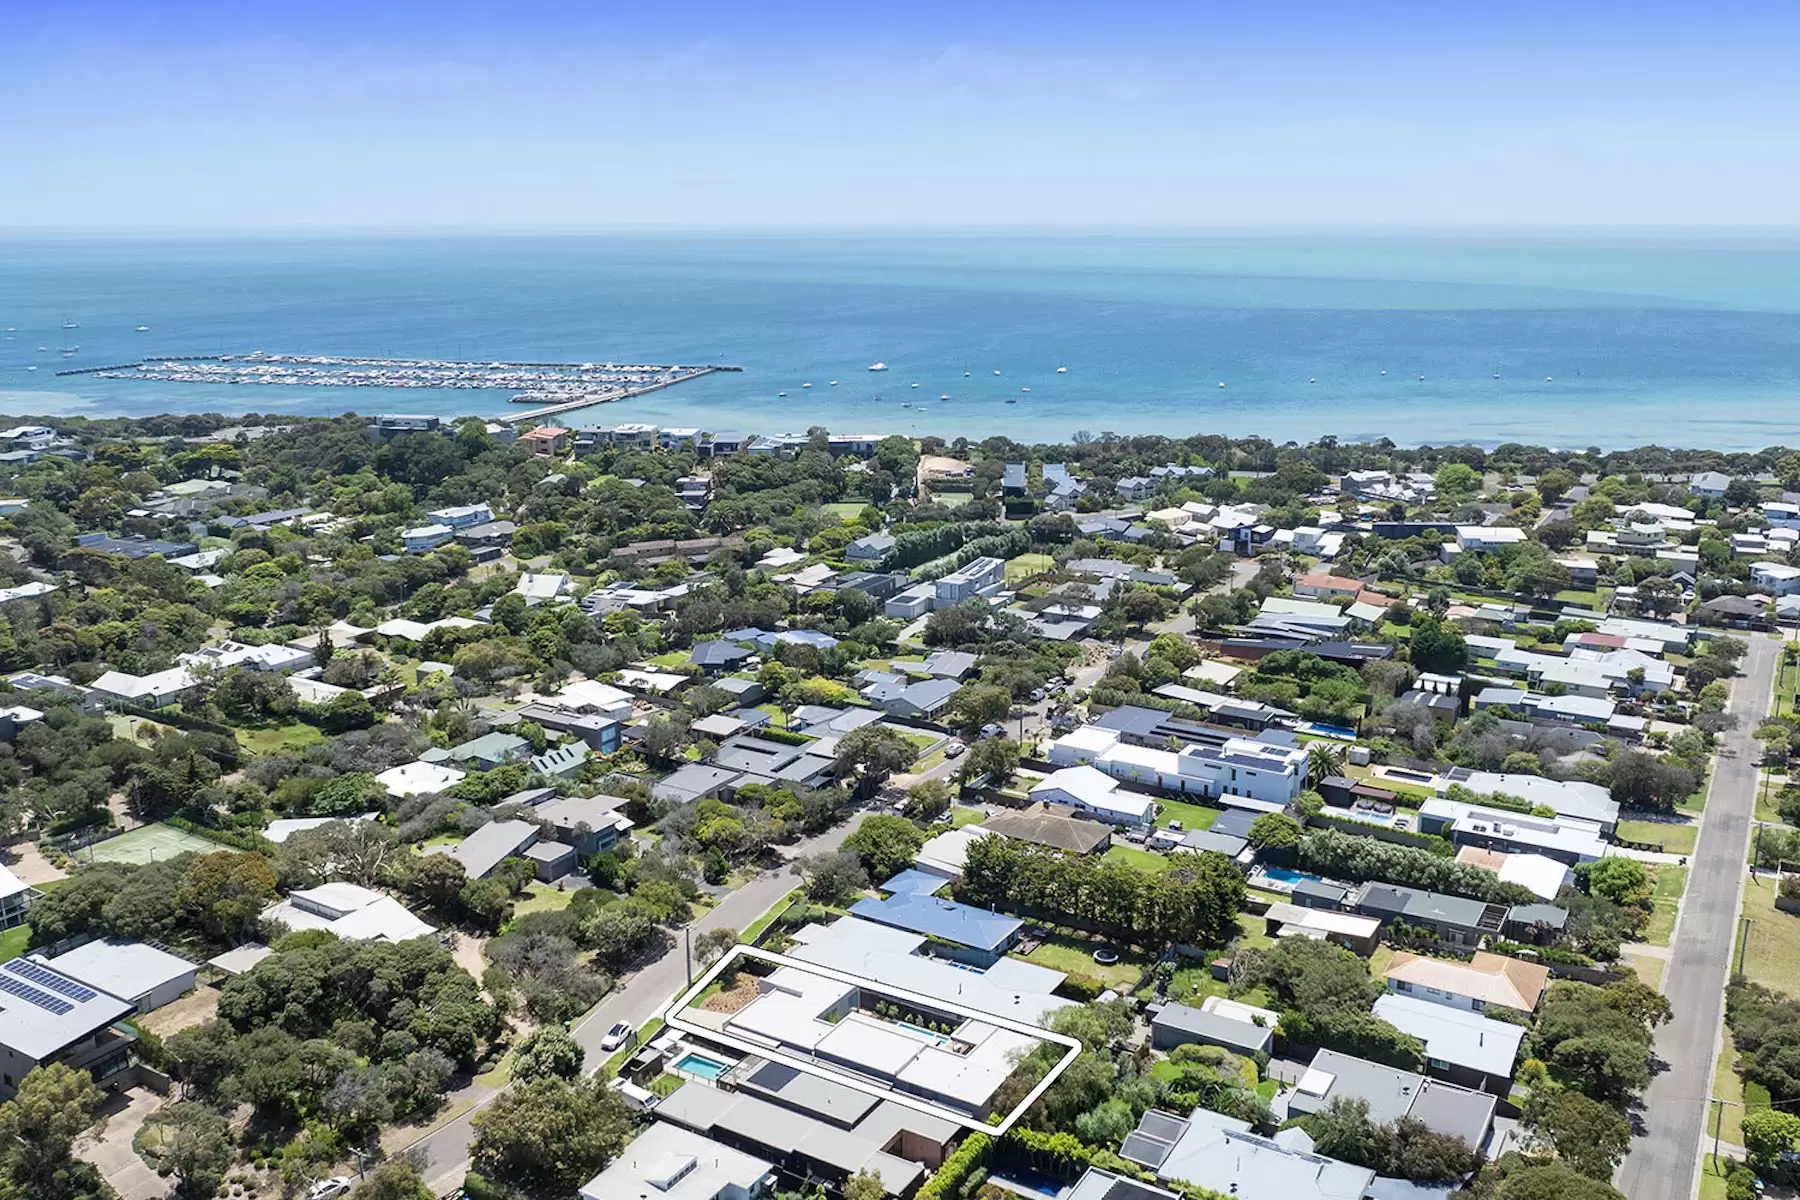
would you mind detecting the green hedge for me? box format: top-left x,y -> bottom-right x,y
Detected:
162,815 -> 275,853
917,1133 -> 992,1200
755,727 -> 815,747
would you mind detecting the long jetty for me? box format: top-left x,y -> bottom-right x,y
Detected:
58,354 -> 741,423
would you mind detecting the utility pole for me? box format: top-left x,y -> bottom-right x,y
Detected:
1713,1098 -> 1731,1164
685,926 -> 693,986
1737,916 -> 1756,977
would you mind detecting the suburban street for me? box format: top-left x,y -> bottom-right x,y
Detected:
1617,632 -> 1781,1200
405,810 -> 870,1193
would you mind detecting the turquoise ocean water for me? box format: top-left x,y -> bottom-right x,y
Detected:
3,234 -> 1800,449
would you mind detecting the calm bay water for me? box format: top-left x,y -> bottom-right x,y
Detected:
3,233 -> 1800,449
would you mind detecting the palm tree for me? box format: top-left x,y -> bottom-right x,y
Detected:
1306,741 -> 1346,782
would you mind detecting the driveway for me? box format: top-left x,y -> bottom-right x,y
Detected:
1616,632 -> 1780,1200
74,1086 -> 170,1200
401,810 -> 871,1195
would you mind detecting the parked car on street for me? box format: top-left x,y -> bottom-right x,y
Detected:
600,1022 -> 634,1052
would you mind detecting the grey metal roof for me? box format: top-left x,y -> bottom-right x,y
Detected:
441,819 -> 539,879
0,957 -> 134,1060
1150,1003 -> 1273,1054
736,1058 -> 880,1127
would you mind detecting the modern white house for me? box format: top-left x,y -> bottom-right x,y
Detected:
579,1123 -> 775,1200
932,557 -> 1006,606
1450,526 -> 1529,556
264,882 -> 437,943
1751,562 -> 1800,597
0,863 -> 37,930
40,940 -> 198,1015
1043,726 -> 1308,808
401,523 -> 454,553
425,502 -> 495,529
1029,766 -> 1156,827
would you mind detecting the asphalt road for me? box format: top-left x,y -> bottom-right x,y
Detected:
405,810 -> 870,1194
1616,632 -> 1780,1200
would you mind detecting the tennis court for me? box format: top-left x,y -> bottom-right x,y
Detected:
80,823 -> 222,865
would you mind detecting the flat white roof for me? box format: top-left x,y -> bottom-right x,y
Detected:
43,939 -> 196,1001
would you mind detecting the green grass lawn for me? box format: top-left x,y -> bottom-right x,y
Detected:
1017,933 -> 1151,990
511,882 -> 576,921
473,1049 -> 515,1088
647,649 -> 691,667
1707,1025 -> 1753,1149
1105,845 -> 1174,873
107,714 -> 177,744
949,806 -> 987,828
820,502 -> 867,520
235,722 -> 324,756
1155,798 -> 1223,831
1166,963 -> 1274,1010
935,492 -> 973,508
1699,1155 -> 1733,1200
1005,553 -> 1055,583
1616,819 -> 1698,855
1738,872 -> 1800,989
741,889 -> 803,944
1643,865 -> 1688,946
1623,950 -> 1665,991
0,924 -> 29,963
1755,773 -> 1789,825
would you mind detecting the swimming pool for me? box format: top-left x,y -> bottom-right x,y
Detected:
897,1021 -> 950,1044
1259,867 -> 1325,887
673,1052 -> 732,1080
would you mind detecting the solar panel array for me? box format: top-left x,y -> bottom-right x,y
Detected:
5,957 -> 98,1001
0,972 -> 73,1015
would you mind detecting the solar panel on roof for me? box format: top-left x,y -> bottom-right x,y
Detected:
5,958 -> 97,1001
1118,1132 -> 1173,1168
1137,1110 -> 1189,1141
0,973 -> 74,1015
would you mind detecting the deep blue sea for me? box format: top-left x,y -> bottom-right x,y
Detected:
4,233 -> 1800,450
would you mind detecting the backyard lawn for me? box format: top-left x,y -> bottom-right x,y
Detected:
511,882 -> 577,920
647,649 -> 692,667
1005,553 -> 1055,583
0,924 -> 28,963
1165,962 -> 1274,1011
934,492 -> 973,508
1017,932 -> 1151,990
1643,865 -> 1688,946
1155,798 -> 1223,831
821,502 -> 867,521
235,722 -> 324,756
949,807 -> 987,828
1105,845 -> 1173,873
1616,818 -> 1697,855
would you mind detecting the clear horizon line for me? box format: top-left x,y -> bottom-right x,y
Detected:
6,221 -> 1800,241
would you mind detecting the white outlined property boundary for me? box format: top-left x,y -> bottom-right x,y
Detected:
662,944 -> 1082,1134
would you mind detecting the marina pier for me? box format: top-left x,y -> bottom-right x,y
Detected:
58,353 -> 741,423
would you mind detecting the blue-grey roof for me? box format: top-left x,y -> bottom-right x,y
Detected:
848,892 -> 1022,954
880,869 -> 950,896
691,640 -> 754,667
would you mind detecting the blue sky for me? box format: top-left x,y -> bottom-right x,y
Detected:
4,1 -> 1797,230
